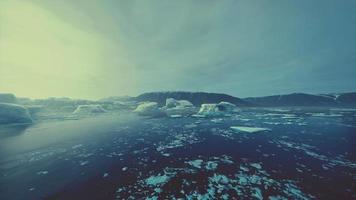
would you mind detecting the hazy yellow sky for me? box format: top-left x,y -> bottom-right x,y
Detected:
1,0 -> 356,99
0,0 -> 137,99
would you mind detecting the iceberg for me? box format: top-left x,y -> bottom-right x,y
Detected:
163,98 -> 196,117
0,103 -> 33,124
197,101 -> 238,117
165,98 -> 193,108
217,101 -> 238,112
134,102 -> 165,117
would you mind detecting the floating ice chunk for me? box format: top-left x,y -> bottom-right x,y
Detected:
154,188 -> 162,193
169,114 -> 182,118
72,105 -> 106,115
209,174 -> 230,184
205,161 -> 218,170
72,144 -> 83,149
134,102 -> 165,117
163,98 -> 196,117
192,114 -> 206,118
197,104 -> 222,117
80,161 -> 89,166
146,196 -> 158,200
122,167 -> 128,171
0,103 -> 33,124
217,101 -> 239,112
37,171 -> 48,175
211,118 -> 223,123
252,187 -> 263,200
250,163 -> 262,170
268,195 -> 288,200
146,174 -> 171,186
187,159 -> 204,169
311,113 -> 343,117
231,126 -> 271,133
103,173 -> 109,178
220,155 -> 234,164
197,102 -> 238,117
274,114 -> 299,119
240,165 -> 249,172
165,98 -> 194,108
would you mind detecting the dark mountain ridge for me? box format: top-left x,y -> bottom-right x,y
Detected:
244,92 -> 356,107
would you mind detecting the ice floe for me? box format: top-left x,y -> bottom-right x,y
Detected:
145,173 -> 173,186
187,159 -> 204,169
231,126 -> 271,133
115,156 -> 313,199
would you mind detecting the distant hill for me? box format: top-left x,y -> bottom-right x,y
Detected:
133,91 -> 251,107
244,92 -> 356,107
329,92 -> 356,106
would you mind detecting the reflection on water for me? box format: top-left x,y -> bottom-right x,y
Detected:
0,109 -> 355,200
0,124 -> 30,139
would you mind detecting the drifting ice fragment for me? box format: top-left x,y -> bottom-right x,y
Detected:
146,174 -> 172,186
169,115 -> 182,118
231,126 -> 271,133
37,171 -> 48,175
187,159 -> 204,169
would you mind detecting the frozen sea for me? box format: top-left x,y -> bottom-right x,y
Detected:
0,108 -> 355,200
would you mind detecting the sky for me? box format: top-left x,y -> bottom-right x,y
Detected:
1,0 -> 356,100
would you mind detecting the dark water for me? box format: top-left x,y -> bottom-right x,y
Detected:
0,109 -> 355,200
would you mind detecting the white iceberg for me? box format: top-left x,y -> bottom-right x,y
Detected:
72,105 -> 106,115
163,98 -> 196,117
165,98 -> 193,108
134,102 -> 165,117
197,104 -> 221,116
231,126 -> 271,133
217,102 -> 238,112
0,103 -> 33,124
197,102 -> 238,117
